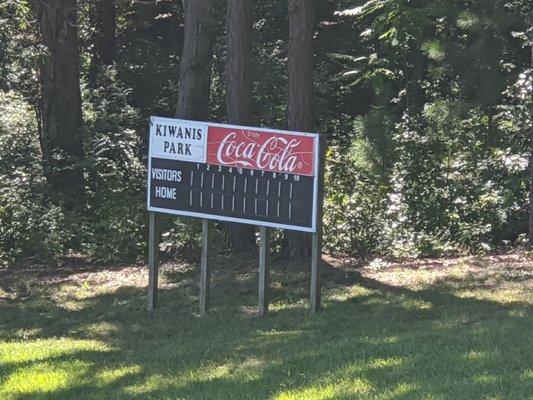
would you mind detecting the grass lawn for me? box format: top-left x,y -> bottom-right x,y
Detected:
0,253 -> 531,399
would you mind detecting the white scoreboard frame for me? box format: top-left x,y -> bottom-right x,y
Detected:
147,117 -> 322,233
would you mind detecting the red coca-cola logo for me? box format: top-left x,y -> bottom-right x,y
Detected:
206,126 -> 315,176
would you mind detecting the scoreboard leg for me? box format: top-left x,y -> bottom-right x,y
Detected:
258,226 -> 270,316
310,134 -> 326,314
199,219 -> 211,316
148,212 -> 160,311
310,232 -> 322,314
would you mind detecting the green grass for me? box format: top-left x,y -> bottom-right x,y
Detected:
0,255 -> 531,399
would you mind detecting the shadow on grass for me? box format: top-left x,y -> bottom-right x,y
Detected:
0,257 -> 531,400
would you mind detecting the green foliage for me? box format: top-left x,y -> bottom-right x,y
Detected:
80,68 -> 147,263
0,92 -> 69,266
318,0 -> 532,258
323,146 -> 389,257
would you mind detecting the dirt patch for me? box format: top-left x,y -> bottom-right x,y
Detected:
2,253 -> 532,304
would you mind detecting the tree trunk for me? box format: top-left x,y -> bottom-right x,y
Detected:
94,0 -> 116,65
285,0 -> 314,258
406,46 -> 426,113
224,0 -> 256,252
36,0 -> 84,209
528,44 -> 533,249
175,0 -> 216,120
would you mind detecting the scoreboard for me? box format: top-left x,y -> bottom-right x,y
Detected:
147,117 -> 322,232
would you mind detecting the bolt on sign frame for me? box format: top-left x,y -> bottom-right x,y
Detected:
147,116 -> 326,315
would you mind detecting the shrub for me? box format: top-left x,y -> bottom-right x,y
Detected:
0,91 -> 68,266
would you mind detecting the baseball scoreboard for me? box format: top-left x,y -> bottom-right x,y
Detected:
147,116 -> 322,232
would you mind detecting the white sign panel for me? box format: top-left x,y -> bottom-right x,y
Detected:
149,116 -> 207,163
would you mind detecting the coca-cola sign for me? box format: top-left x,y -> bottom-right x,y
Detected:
207,126 -> 315,176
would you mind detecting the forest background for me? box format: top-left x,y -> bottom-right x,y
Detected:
0,0 -> 532,266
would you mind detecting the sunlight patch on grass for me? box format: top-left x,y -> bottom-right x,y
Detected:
83,321 -> 120,337
190,363 -> 232,382
508,309 -> 528,318
259,329 -> 303,339
367,356 -> 404,370
327,286 -> 373,302
521,369 -> 533,380
226,357 -> 271,384
51,287 -> 91,311
270,299 -> 307,312
463,350 -> 489,361
472,374 -> 498,383
362,296 -> 390,306
401,297 -> 433,311
94,365 -> 142,387
2,364 -> 83,395
449,263 -> 472,281
387,382 -> 420,397
0,288 -> 13,301
123,373 -> 175,396
276,357 -> 412,400
234,356 -> 265,372
0,338 -> 114,399
276,377 -> 373,400
455,287 -> 532,305
124,363 -> 233,396
360,335 -> 400,346
0,338 -> 111,364
11,327 -> 42,340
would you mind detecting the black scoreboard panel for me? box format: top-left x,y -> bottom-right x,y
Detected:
149,157 -> 315,231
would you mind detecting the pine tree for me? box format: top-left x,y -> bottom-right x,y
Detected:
225,0 -> 256,252
35,0 -> 84,209
175,0 -> 216,120
285,0 -> 314,258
